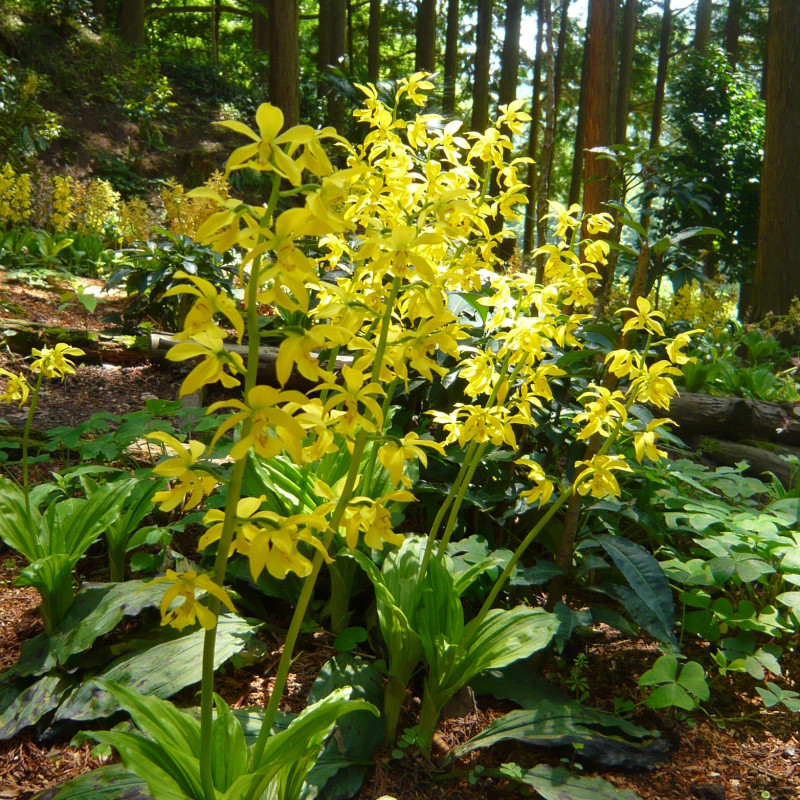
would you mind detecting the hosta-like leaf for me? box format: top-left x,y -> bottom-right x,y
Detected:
54,615 -> 255,723
451,698 -> 670,769
31,764 -> 151,800
16,554 -> 74,632
0,674 -> 74,740
210,694 -> 249,791
224,688 -> 378,800
511,764 -> 641,800
595,535 -> 677,650
303,655 -> 385,800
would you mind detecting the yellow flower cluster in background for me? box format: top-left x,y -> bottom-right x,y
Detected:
664,278 -> 737,330
0,163 -> 32,225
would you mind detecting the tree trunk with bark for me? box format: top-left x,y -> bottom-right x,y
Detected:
119,0 -> 145,46
724,0 -> 742,69
523,0 -> 544,255
442,0 -> 460,114
694,0 -> 712,55
568,24 -> 590,208
253,0 -> 269,55
415,0 -> 437,72
581,0 -> 618,294
269,0 -> 300,128
640,0 -> 671,234
615,0 -> 638,145
751,0 -> 800,327
367,0 -> 381,82
535,0 -> 556,284
470,0 -> 493,134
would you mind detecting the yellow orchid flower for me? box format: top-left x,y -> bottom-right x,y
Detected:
341,491 -> 413,552
30,343 -> 84,379
217,103 -> 315,186
164,271 -> 244,343
517,457 -> 556,508
166,332 -> 245,397
574,454 -> 632,500
208,385 -> 311,464
146,431 -> 217,511
573,385 -> 627,441
148,569 -> 236,631
377,432 -> 445,488
666,329 -> 703,365
0,369 -> 31,408
630,360 -> 681,409
633,418 -> 673,463
618,296 -> 666,337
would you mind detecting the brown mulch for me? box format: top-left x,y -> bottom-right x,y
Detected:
0,277 -> 799,800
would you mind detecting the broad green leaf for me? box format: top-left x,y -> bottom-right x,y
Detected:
92,680 -> 202,757
30,764 -> 151,800
225,688 -> 378,800
77,730 -> 200,800
451,699 -> 669,769
210,694 -> 248,791
302,654 -> 384,800
512,763 -> 641,800
777,591 -> 800,611
0,674 -> 73,740
54,615 -> 255,723
53,580 -> 166,664
0,476 -> 43,560
16,554 -> 74,632
646,683 -> 695,711
595,535 -> 677,649
677,661 -> 709,701
638,655 -> 679,686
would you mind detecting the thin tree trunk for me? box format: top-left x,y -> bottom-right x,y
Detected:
640,0 -> 671,234
211,1 -> 221,68
553,0 -> 571,117
615,0 -> 638,145
415,0 -> 437,72
328,0 -> 347,132
470,0 -> 493,134
253,0 -> 269,56
318,0 -> 332,72
367,0 -> 381,82
694,0 -> 712,55
118,0 -> 145,46
523,0 -> 544,255
568,25 -> 590,207
442,0 -> 460,114
535,0 -> 556,284
724,0 -> 742,69
269,0 -> 300,128
498,0 -> 523,109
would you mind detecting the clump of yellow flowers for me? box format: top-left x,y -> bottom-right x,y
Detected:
142,73 -> 698,637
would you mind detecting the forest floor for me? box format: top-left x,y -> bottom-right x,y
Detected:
0,274 -> 799,800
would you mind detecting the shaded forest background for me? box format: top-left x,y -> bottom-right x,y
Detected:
1,0 -> 798,325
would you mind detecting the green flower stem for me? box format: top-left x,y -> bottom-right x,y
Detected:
198,178 -> 281,800
21,372 -> 44,515
360,377 -> 401,496
435,355 -> 529,559
417,350 -> 523,584
250,275 -> 403,768
470,485 -> 574,633
472,334 -> 656,637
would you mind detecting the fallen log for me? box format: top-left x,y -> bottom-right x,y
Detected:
688,435 -> 800,489
662,392 -> 800,447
